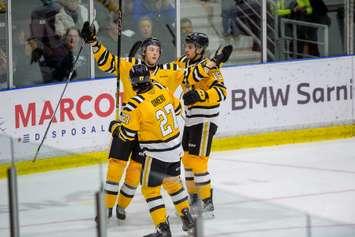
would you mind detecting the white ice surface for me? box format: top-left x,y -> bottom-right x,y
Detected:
1,138 -> 355,237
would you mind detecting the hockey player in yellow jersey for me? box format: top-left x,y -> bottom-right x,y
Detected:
177,32 -> 233,216
109,64 -> 194,237
80,22 -> 185,221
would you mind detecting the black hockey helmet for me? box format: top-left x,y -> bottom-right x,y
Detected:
185,32 -> 209,50
141,37 -> 161,55
129,64 -> 152,93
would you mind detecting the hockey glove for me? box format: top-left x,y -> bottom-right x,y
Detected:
212,45 -> 233,66
183,89 -> 208,106
80,21 -> 97,44
109,120 -> 120,137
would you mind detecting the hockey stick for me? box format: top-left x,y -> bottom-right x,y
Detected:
115,0 -> 122,119
32,24 -> 93,162
166,24 -> 176,47
128,40 -> 142,57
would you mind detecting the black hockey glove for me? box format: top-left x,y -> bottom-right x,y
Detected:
183,89 -> 208,106
80,21 -> 97,44
212,45 -> 233,66
109,120 -> 120,137
30,47 -> 43,64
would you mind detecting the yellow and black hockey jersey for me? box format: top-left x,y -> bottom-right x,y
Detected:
176,55 -> 227,126
116,82 -> 183,162
93,42 -> 184,104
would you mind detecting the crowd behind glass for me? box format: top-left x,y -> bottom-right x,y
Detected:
0,0 -> 351,90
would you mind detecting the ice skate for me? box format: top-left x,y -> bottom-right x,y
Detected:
143,221 -> 171,237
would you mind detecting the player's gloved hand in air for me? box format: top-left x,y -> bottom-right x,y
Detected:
212,45 -> 233,66
109,120 -> 121,137
80,21 -> 97,44
183,89 -> 208,105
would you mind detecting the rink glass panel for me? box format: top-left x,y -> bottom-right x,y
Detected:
0,0 -> 353,88
179,0 -> 262,65
9,0 -> 91,88
94,0 -> 177,78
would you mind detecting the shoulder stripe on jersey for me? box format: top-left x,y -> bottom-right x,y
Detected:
209,80 -> 219,88
123,103 -> 135,111
98,50 -> 109,66
105,57 -> 115,72
193,67 -> 205,82
136,94 -> 145,101
131,97 -> 141,104
214,87 -> 222,102
132,95 -> 145,103
154,82 -> 164,89
217,86 -> 226,100
173,63 -> 178,70
175,104 -> 182,113
127,101 -> 137,108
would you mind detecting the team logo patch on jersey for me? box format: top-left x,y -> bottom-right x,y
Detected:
119,112 -> 130,124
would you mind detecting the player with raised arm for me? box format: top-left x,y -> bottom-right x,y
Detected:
110,64 -> 194,237
177,32 -> 232,217
80,22 -> 184,221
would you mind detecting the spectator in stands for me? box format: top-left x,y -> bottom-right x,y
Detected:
0,0 -> 6,14
131,0 -> 175,26
42,28 -> 78,83
64,27 -> 89,80
181,17 -> 193,36
95,14 -> 132,78
276,0 -> 330,58
180,17 -> 193,53
137,16 -> 153,40
221,0 -> 241,38
131,1 -> 176,48
29,0 -> 64,83
13,29 -> 42,87
55,0 -> 99,38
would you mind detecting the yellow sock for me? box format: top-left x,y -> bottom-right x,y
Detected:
141,186 -> 166,226
163,178 -> 189,216
104,158 -> 127,208
182,153 -> 197,195
117,160 -> 142,209
189,155 -> 212,201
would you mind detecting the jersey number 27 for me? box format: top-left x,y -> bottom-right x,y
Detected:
156,104 -> 178,137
